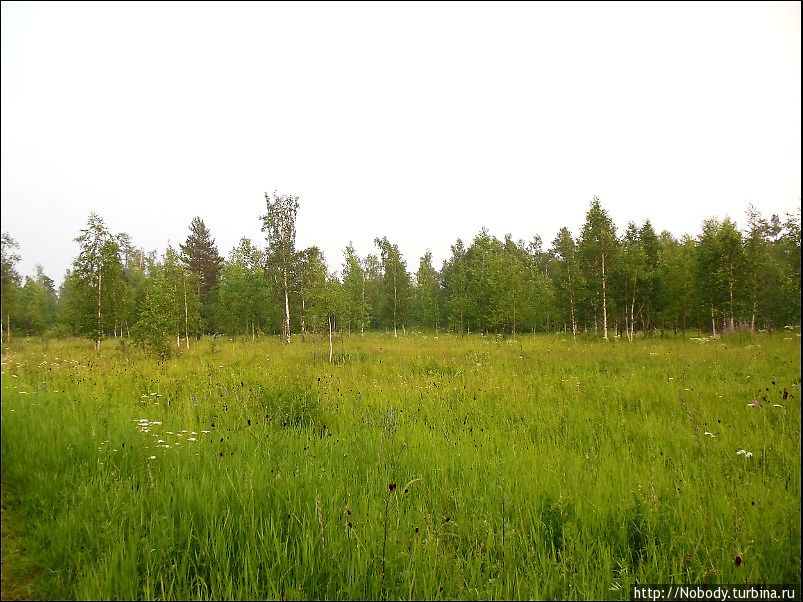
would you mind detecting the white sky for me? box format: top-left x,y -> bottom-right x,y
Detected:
1,1 -> 800,285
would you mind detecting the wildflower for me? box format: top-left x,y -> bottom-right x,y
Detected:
704,432 -> 715,437
773,404 -> 784,408
187,437 -> 197,442
737,450 -> 747,455
157,439 -> 166,444
148,456 -> 156,460
746,452 -> 753,458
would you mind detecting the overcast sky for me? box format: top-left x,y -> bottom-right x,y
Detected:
1,1 -> 800,286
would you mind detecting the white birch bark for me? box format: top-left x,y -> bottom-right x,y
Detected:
283,268 -> 291,344
96,269 -> 102,351
601,253 -> 608,341
328,314 -> 333,363
183,273 -> 190,350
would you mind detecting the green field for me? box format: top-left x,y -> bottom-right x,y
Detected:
1,333 -> 800,600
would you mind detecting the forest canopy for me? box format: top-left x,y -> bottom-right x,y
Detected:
1,196 -> 800,353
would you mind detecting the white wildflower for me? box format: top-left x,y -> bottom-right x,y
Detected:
704,431 -> 715,437
148,456 -> 157,460
746,452 -> 753,458
187,437 -> 197,442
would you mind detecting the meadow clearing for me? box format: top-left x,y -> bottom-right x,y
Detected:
1,332 -> 800,600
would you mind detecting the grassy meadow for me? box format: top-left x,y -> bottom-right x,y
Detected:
1,331 -> 800,600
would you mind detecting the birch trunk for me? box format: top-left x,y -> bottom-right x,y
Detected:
283,268 -> 291,344
710,303 -> 717,336
328,314 -> 333,363
570,300 -> 577,338
301,297 -> 306,340
393,272 -> 398,338
601,253 -> 608,341
729,278 -> 735,329
183,274 -> 190,350
361,279 -> 365,335
96,269 -> 102,351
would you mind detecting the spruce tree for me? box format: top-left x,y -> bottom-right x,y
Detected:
179,217 -> 223,334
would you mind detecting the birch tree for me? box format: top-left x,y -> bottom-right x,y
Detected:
549,227 -> 582,336
617,222 -> 646,341
579,197 -> 618,340
71,214 -> 124,350
296,247 -> 327,338
261,192 -> 299,343
1,233 -> 21,345
413,251 -> 440,331
342,243 -> 368,335
218,238 -> 272,338
374,236 -> 411,336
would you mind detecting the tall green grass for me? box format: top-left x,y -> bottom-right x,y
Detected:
1,332 -> 800,599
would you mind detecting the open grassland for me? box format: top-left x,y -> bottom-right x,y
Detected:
1,332 -> 800,600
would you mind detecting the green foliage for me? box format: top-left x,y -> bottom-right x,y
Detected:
1,232 -> 22,338
374,236 -> 412,334
412,251 -> 440,330
341,243 -> 369,334
180,217 -> 223,334
217,238 -> 272,337
261,192 -> 300,342
132,247 -> 201,357
65,214 -> 125,347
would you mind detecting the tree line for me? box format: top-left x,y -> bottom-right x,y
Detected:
1,194 -> 800,355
